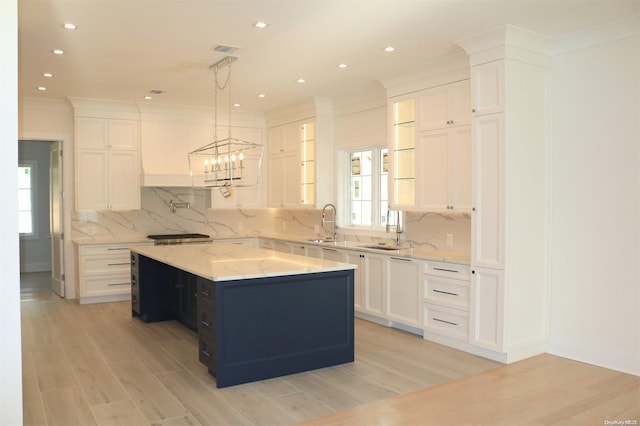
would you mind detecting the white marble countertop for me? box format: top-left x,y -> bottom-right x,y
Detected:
262,233 -> 471,265
131,243 -> 356,282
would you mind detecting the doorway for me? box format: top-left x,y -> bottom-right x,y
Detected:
18,140 -> 65,297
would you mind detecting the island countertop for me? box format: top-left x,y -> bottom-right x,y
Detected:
131,243 -> 356,282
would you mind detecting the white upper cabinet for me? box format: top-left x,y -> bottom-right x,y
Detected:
470,60 -> 504,116
417,80 -> 471,131
388,80 -> 471,212
266,98 -> 334,208
75,116 -> 140,210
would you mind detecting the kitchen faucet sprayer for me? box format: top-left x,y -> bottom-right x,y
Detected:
321,203 -> 338,241
386,209 -> 403,247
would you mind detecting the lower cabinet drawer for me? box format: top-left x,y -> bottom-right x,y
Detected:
422,303 -> 469,341
81,254 -> 132,275
423,275 -> 470,311
80,274 -> 132,297
199,338 -> 217,372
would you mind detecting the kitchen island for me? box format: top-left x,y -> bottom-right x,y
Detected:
130,243 -> 356,388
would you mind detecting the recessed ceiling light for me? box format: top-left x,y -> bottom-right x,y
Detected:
296,78 -> 306,83
43,73 -> 53,78
53,49 -> 64,55
233,103 -> 241,107
253,21 -> 269,29
144,96 -> 152,100
257,93 -> 266,98
337,63 -> 348,69
63,23 -> 77,30
383,46 -> 395,52
37,86 -> 47,91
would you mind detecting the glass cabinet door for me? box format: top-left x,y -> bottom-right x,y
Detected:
391,98 -> 415,207
300,122 -> 315,205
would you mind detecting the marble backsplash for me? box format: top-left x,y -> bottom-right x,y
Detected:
72,187 -> 470,253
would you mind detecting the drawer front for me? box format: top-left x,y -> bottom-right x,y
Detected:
81,254 -> 132,275
425,261 -> 470,280
423,275 -> 470,311
80,274 -> 132,297
199,338 -> 217,372
80,244 -> 139,256
198,301 -> 216,338
423,303 -> 469,341
197,280 -> 215,304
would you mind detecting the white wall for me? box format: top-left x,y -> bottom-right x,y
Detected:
548,30 -> 640,375
0,0 -> 23,423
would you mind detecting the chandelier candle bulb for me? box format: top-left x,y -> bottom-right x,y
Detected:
204,159 -> 209,173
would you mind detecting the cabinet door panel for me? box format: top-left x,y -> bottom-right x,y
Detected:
76,118 -> 106,150
109,150 -> 140,209
471,61 -> 504,116
387,257 -> 420,327
365,254 -> 386,316
418,130 -> 449,210
418,86 -> 449,131
76,150 -> 108,210
469,268 -> 503,351
472,114 -> 504,269
108,119 -> 138,150
450,125 -> 472,211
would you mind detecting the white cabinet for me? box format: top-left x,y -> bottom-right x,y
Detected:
75,117 -> 140,210
78,242 -> 152,304
267,121 -> 315,208
470,60 -> 504,116
386,256 -> 422,328
389,80 -> 471,212
364,253 -> 387,317
418,80 -> 471,131
469,267 -> 503,350
345,251 -> 366,313
457,26 -> 550,362
422,261 -> 471,342
418,125 -> 471,211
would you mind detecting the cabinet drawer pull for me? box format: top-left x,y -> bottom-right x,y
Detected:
200,290 -> 210,297
323,248 -> 338,252
201,350 -> 212,358
108,262 -> 131,266
433,289 -> 459,296
433,267 -> 459,273
107,282 -> 131,286
108,247 -> 129,251
433,317 -> 458,326
391,257 -> 411,262
201,320 -> 211,328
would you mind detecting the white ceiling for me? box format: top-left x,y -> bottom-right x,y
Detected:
18,0 -> 639,114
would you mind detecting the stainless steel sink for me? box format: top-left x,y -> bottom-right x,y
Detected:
362,245 -> 401,251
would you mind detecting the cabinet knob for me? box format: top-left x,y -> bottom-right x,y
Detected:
471,270 -> 475,274
472,108 -> 476,113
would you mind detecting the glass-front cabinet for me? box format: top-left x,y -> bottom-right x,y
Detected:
300,122 -> 315,206
389,97 -> 416,208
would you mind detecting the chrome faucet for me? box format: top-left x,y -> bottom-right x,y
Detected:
386,209 -> 403,247
321,203 -> 338,241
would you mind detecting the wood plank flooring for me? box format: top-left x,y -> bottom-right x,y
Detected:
20,272 -> 639,425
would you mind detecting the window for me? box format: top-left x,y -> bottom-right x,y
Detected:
18,163 -> 36,236
347,147 -> 388,227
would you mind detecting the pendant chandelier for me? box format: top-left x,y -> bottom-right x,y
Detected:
188,56 -> 263,189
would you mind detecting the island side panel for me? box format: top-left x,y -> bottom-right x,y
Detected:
203,269 -> 354,388
131,253 -> 173,322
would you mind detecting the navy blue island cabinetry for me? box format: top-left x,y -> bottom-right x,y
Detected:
130,246 -> 354,388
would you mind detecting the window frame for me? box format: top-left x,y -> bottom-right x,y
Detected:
342,145 -> 389,231
18,161 -> 38,239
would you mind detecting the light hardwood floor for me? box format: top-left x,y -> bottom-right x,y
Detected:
20,273 -> 639,425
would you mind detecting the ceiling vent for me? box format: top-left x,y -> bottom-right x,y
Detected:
149,89 -> 167,95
